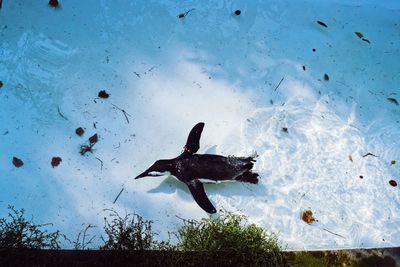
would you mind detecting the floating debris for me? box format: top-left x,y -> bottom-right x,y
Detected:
113,188 -> 124,204
178,8 -> 195,19
234,10 -> 241,16
363,152 -> 378,158
317,21 -> 328,28
349,155 -> 353,162
12,157 -> 24,168
312,48 -> 316,52
75,127 -> 85,136
387,98 -> 399,106
359,175 -> 364,179
57,106 -> 69,121
391,160 -> 396,165
98,90 -> 110,99
355,32 -> 364,38
355,32 -> 371,44
282,127 -> 288,133
80,134 -> 99,155
302,210 -> 315,224
273,77 -> 285,91
89,133 -> 98,144
302,65 -> 306,71
111,103 -> 132,124
0,81 -> 3,88
324,73 -> 329,81
51,157 -> 62,167
48,0 -> 59,8
389,180 -> 397,187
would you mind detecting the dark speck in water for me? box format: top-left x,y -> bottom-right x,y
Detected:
317,21 -> 328,28
48,0 -> 59,7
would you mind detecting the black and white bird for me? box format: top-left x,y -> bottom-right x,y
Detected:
135,122 -> 259,213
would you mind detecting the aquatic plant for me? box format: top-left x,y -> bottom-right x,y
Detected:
175,211 -> 286,267
0,206 -> 61,249
100,209 -> 170,251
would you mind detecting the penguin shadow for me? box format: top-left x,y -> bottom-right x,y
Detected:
147,176 -> 187,194
147,173 -> 269,200
205,177 -> 269,199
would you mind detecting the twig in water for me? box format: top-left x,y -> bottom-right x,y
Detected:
113,142 -> 121,149
178,8 -> 195,19
57,106 -> 69,121
111,103 -> 132,124
322,228 -> 346,239
274,77 -> 285,91
113,188 -> 124,204
363,152 -> 378,158
95,157 -> 103,171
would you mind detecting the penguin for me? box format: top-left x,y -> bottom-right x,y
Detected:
135,122 -> 259,213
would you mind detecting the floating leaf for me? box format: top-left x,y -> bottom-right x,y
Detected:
302,210 -> 315,224
389,180 -> 397,187
317,21 -> 328,28
355,32 -> 364,38
89,134 -> 98,144
323,74 -> 329,81
391,160 -> 396,165
48,0 -> 59,8
348,155 -> 353,162
98,90 -> 110,99
387,98 -> 399,106
75,127 -> 85,136
12,157 -> 24,168
51,157 -> 62,167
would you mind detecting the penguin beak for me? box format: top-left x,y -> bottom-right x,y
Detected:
134,170 -> 149,179
135,160 -> 172,179
134,170 -> 166,179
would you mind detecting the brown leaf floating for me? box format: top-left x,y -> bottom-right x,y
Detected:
51,157 -> 62,167
75,127 -> 85,136
98,90 -> 110,99
12,157 -> 24,168
302,210 -> 315,224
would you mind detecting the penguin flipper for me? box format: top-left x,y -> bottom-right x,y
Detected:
183,122 -> 204,154
186,179 -> 216,214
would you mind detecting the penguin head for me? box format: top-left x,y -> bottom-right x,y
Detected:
134,159 -> 173,179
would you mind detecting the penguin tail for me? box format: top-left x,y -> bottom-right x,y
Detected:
235,171 -> 259,184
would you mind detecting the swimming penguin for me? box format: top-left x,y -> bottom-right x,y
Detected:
135,122 -> 259,213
